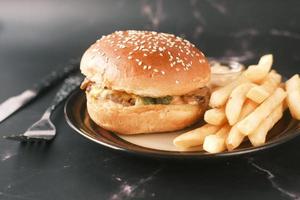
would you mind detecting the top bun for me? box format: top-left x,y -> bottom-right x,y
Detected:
80,30 -> 210,97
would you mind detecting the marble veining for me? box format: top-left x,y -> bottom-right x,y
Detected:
248,158 -> 300,200
232,29 -> 260,38
1,151 -> 17,162
0,191 -> 37,200
233,28 -> 300,40
141,0 -> 165,30
190,0 -> 205,38
204,0 -> 227,14
270,29 -> 300,40
110,166 -> 163,200
102,156 -> 120,163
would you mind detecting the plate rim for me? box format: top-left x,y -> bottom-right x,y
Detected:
64,89 -> 300,159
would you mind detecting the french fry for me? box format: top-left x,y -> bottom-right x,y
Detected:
286,74 -> 300,120
209,75 -> 249,108
204,107 -> 227,126
173,54 -> 300,153
247,87 -> 269,103
237,88 -> 286,135
226,100 -> 258,150
225,83 -> 256,125
249,104 -> 283,146
243,54 -> 273,83
203,124 -> 231,153
226,126 -> 244,151
246,70 -> 282,103
173,124 -> 220,149
238,100 -> 258,121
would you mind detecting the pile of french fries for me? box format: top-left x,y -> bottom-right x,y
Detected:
174,54 -> 300,153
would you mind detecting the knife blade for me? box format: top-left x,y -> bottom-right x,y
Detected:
0,59 -> 80,123
0,90 -> 37,122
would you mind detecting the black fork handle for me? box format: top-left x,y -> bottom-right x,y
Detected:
32,58 -> 80,94
48,74 -> 83,113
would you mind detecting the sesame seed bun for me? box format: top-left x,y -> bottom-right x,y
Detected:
80,30 -> 210,97
80,30 -> 211,134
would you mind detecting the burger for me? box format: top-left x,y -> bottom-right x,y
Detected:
80,30 -> 210,134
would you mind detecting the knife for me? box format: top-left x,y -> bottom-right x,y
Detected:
0,59 -> 80,123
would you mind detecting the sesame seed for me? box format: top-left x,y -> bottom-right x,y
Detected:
98,31 -> 198,72
176,80 -> 179,84
119,44 -> 126,48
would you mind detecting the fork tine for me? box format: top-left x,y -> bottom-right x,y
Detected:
3,135 -> 30,142
3,135 -> 49,142
2,75 -> 81,142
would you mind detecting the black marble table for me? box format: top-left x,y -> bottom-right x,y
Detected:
0,0 -> 300,199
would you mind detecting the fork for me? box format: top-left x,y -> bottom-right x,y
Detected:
3,74 -> 83,142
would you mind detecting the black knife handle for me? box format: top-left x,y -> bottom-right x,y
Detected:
32,58 -> 80,94
48,74 -> 83,112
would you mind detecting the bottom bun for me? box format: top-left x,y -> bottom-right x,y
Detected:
86,94 -> 207,135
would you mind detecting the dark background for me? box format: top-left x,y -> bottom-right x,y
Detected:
0,0 -> 300,199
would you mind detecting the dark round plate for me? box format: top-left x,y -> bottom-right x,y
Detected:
64,89 -> 300,159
